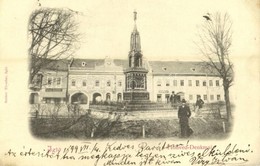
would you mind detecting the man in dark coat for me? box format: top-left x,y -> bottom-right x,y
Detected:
178,99 -> 191,138
170,91 -> 176,106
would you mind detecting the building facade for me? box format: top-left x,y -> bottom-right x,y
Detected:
64,58 -> 224,105
67,57 -> 125,108
29,58 -> 224,106
149,61 -> 223,103
29,59 -> 68,104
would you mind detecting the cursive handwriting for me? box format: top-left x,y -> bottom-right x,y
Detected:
3,142 -> 253,166
189,143 -> 252,166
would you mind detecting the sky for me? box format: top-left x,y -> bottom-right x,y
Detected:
53,0 -> 259,61
0,0 -> 259,62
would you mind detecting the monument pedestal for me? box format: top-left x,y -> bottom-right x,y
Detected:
123,91 -> 149,101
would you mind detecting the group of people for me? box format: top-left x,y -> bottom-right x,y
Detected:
170,91 -> 204,138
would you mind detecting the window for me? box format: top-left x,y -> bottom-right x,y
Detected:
157,80 -> 161,86
210,95 -> 214,100
203,81 -> 207,86
95,80 -> 100,87
117,93 -> 122,102
173,80 -> 177,86
82,81 -> 86,87
188,80 -> 192,86
54,98 -> 61,104
180,80 -> 184,86
157,94 -> 162,102
203,95 -> 207,100
209,80 -> 213,86
71,80 -> 76,86
166,80 -> 170,86
118,81 -> 122,87
217,95 -> 221,100
106,93 -> 111,101
189,95 -> 193,101
216,80 -> 220,86
45,98 -> 51,104
57,77 -> 61,86
47,77 -> 52,86
107,80 -> 111,87
53,78 -> 56,86
196,80 -> 200,86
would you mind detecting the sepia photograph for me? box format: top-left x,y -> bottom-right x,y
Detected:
28,5 -> 234,140
1,0 -> 259,165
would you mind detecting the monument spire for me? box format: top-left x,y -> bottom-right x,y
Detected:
133,10 -> 137,32
130,10 -> 141,52
134,10 -> 137,22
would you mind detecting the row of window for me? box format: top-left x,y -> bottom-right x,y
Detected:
43,98 -> 66,104
157,79 -> 220,87
47,77 -> 62,87
157,94 -> 221,101
189,94 -> 221,101
94,93 -> 123,101
71,80 -> 122,87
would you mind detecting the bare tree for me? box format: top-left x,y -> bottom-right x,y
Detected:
197,12 -> 233,122
28,8 -> 80,83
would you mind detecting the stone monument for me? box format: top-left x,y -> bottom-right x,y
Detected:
123,11 -> 150,102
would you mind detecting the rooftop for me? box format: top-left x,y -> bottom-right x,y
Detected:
42,58 -> 220,76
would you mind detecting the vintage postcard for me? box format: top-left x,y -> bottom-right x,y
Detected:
0,0 -> 259,165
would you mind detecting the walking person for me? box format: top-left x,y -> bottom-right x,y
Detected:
178,99 -> 191,138
195,95 -> 204,117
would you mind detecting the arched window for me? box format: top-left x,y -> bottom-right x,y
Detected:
117,93 -> 122,102
106,93 -> 111,101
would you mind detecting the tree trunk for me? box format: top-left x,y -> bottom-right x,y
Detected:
224,85 -> 232,122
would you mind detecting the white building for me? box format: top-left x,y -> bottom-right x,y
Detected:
66,58 -> 224,105
67,57 -> 126,108
148,61 -> 223,103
